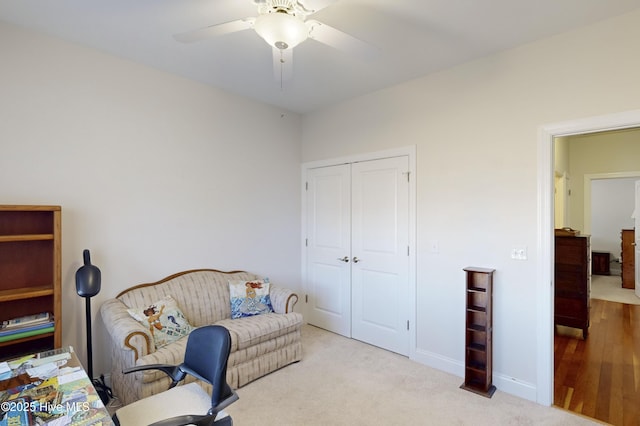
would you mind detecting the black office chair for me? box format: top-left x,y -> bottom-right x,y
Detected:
113,325 -> 238,426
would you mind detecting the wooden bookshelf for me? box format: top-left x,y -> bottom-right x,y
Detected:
461,267 -> 496,398
0,205 -> 61,359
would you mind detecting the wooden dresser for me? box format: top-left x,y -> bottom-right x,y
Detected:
591,251 -> 610,275
621,229 -> 635,289
555,234 -> 590,339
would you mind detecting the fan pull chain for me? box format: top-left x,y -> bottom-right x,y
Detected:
279,49 -> 285,91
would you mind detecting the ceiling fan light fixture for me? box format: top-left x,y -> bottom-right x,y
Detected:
254,11 -> 308,50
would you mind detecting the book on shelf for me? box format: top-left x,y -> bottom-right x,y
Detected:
0,321 -> 55,337
0,325 -> 55,343
1,312 -> 51,330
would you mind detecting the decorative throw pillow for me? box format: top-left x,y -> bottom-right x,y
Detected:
229,279 -> 274,319
127,295 -> 193,349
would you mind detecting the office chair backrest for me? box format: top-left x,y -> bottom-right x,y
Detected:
183,325 -> 234,409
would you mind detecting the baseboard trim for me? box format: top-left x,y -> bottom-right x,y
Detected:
492,372 -> 537,402
412,348 -> 464,378
412,348 -> 537,403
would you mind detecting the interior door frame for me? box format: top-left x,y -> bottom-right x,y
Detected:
554,172 -> 569,228
635,180 -> 640,298
301,146 -> 417,358
537,109 -> 640,406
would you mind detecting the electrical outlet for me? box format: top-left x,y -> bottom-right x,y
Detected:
511,246 -> 527,260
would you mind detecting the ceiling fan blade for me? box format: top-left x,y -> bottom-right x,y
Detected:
173,18 -> 255,43
306,19 -> 377,61
273,47 -> 293,84
298,0 -> 338,14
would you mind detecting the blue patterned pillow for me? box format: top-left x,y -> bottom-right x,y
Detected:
229,279 -> 274,319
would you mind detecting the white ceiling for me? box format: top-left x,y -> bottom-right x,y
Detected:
2,0 -> 640,114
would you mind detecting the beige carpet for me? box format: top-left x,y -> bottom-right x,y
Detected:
590,274 -> 640,305
226,324 -> 601,425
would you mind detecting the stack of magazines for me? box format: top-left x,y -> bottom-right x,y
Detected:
0,312 -> 54,343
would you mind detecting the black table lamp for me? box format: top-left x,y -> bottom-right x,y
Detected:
75,249 -> 101,381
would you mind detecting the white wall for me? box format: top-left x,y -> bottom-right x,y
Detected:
565,128 -> 640,232
0,22 -> 302,378
591,178 -> 637,257
301,9 -> 640,401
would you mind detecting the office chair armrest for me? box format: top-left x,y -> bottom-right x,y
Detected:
149,413 -> 232,426
123,364 -> 186,387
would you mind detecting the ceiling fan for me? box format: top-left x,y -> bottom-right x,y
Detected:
173,0 -> 376,83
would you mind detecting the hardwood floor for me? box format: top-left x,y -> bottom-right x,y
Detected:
554,298 -> 640,426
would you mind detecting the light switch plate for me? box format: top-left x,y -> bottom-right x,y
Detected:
511,246 -> 527,260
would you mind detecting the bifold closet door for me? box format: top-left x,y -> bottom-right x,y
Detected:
305,157 -> 410,355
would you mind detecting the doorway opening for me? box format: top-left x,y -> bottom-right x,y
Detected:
538,110 -> 640,412
552,128 -> 640,423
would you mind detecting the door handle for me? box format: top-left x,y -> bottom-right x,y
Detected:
338,256 -> 350,263
353,257 -> 361,263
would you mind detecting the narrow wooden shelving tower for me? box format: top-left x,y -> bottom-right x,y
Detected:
461,266 -> 496,398
0,205 -> 61,359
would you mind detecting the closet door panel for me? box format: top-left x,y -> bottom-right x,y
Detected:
351,157 -> 410,355
306,164 -> 352,337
